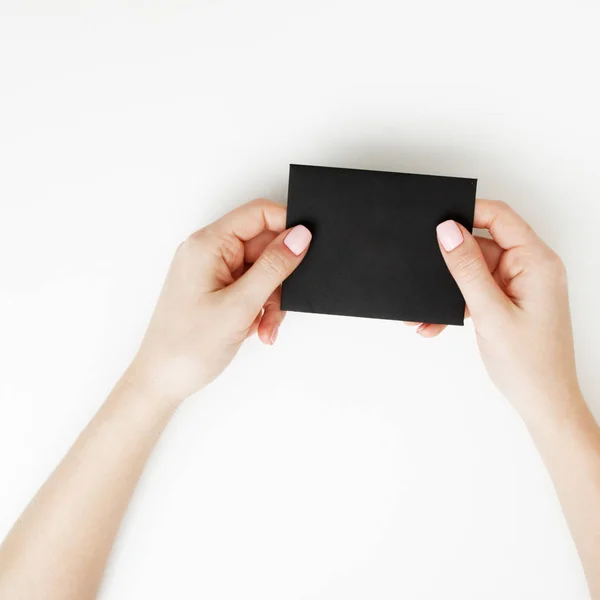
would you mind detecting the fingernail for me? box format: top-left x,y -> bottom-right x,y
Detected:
284,225 -> 312,256
269,326 -> 278,345
416,323 -> 428,334
436,220 -> 464,252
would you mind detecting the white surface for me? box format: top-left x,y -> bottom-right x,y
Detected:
0,1 -> 599,598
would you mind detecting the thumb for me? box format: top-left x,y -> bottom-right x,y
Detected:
437,220 -> 510,324
230,224 -> 312,311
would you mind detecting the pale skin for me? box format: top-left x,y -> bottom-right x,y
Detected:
0,198 -> 598,599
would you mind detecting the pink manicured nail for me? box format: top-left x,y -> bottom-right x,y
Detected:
284,225 -> 312,256
436,220 -> 464,252
269,326 -> 278,345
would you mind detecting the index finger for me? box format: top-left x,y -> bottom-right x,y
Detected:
207,198 -> 287,241
474,199 -> 539,250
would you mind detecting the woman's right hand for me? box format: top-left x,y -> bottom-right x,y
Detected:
422,200 -> 583,427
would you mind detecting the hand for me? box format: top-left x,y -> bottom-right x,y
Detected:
417,200 -> 582,426
127,199 -> 312,405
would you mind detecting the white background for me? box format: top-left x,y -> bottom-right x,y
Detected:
0,1 -> 599,598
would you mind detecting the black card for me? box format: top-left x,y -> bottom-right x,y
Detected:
281,164 -> 477,325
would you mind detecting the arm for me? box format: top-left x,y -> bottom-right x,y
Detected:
419,200 -> 600,598
0,376 -> 176,599
526,392 -> 600,599
0,199 -> 312,600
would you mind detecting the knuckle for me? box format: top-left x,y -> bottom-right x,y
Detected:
258,249 -> 289,279
504,246 -> 534,272
248,197 -> 276,210
543,249 -> 567,281
549,249 -> 564,270
492,199 -> 509,212
503,244 -> 567,285
184,227 -> 208,246
177,228 -> 209,255
175,236 -> 194,257
453,251 -> 486,284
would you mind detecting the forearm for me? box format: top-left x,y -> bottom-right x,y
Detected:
525,391 -> 600,599
0,371 -> 178,600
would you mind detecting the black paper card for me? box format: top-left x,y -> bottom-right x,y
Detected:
281,164 -> 477,325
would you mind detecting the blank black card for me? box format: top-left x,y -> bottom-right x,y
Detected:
281,164 -> 477,325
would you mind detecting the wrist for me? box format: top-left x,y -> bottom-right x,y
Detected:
119,362 -> 189,412
98,369 -> 182,443
522,386 -> 592,441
